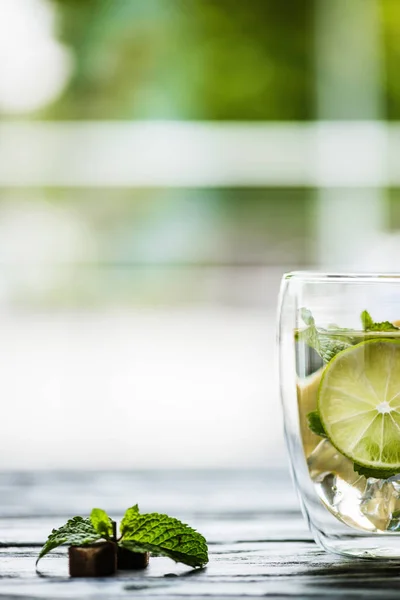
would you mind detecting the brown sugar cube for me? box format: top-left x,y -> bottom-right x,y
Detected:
69,542 -> 117,577
117,546 -> 150,570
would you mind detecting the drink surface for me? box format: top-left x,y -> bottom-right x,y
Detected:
296,327 -> 400,533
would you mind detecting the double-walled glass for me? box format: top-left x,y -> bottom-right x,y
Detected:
279,272 -> 400,559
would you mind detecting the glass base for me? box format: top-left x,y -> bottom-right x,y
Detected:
314,529 -> 400,560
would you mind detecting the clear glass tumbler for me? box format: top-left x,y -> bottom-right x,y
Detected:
279,272 -> 400,559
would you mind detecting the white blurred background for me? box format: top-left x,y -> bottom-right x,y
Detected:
0,0 -> 399,469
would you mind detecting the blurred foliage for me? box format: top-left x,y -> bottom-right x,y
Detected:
0,188 -> 313,265
218,190 -> 313,264
388,190 -> 400,230
45,0 -> 400,121
32,0 -> 317,270
47,0 -> 314,120
381,0 -> 400,119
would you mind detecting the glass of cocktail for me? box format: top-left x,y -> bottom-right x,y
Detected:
279,272 -> 400,558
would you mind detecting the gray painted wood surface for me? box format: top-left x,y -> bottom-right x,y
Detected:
1,470 -> 400,599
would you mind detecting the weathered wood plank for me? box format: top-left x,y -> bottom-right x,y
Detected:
1,470 -> 400,598
2,543 -> 400,599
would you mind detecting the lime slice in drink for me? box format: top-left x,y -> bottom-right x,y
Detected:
318,339 -> 400,471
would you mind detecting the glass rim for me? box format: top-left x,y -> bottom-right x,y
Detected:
284,271 -> 400,283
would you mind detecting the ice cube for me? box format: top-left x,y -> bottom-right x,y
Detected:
361,479 -> 400,531
316,471 -> 375,531
308,439 -> 376,531
308,439 -> 365,491
307,440 -> 400,532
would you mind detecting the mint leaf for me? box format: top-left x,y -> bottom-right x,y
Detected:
300,307 -> 315,327
36,517 -> 101,567
307,411 -> 327,438
317,336 -> 352,363
298,308 -> 353,363
120,504 -> 140,536
120,508 -> 208,568
90,508 -> 113,539
353,462 -> 398,480
361,310 -> 398,332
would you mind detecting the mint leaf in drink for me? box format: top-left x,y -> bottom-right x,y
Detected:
300,308 -> 315,327
353,462 -> 398,480
317,336 -> 353,363
36,517 -> 101,566
388,510 -> 400,531
361,310 -> 399,332
297,309 -> 320,349
298,308 -> 353,363
307,411 -> 327,438
120,507 -> 208,568
90,508 -> 114,538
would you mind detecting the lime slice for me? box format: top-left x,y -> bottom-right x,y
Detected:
318,339 -> 400,471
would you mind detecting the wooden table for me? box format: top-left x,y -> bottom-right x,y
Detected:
1,469 -> 400,598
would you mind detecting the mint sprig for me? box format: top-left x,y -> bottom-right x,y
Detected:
36,505 -> 208,570
120,506 -> 208,568
361,310 -> 399,332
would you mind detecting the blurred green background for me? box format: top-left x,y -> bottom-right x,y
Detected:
42,0 -> 400,122
0,0 -> 398,468
1,0 -> 400,307
46,0 -> 314,121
